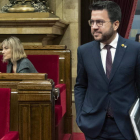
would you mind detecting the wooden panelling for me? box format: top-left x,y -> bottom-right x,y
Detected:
18,94 -> 51,101
19,103 -> 54,140
41,105 -> 52,140
0,81 -> 19,89
0,74 -> 55,140
19,104 -> 30,140
18,80 -> 53,91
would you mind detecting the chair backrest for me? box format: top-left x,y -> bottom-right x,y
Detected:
0,56 -> 7,73
0,88 -> 11,138
27,55 -> 59,85
0,55 -> 59,85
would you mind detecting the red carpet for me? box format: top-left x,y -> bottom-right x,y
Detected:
72,133 -> 85,140
63,134 -> 71,140
62,133 -> 85,140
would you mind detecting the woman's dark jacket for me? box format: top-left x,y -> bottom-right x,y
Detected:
7,58 -> 38,73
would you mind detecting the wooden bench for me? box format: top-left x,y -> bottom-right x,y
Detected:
0,45 -> 72,140
0,73 -> 55,140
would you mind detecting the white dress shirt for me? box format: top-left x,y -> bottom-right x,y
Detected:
100,33 -> 119,73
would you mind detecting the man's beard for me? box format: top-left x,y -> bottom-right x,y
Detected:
92,26 -> 114,43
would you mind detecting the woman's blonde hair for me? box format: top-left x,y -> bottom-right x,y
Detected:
1,36 -> 27,63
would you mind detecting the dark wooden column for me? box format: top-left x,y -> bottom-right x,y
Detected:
81,0 -> 93,45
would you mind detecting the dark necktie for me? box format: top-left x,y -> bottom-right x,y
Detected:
105,45 -> 112,79
104,45 -> 113,117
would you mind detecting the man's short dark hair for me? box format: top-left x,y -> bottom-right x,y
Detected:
89,1 -> 121,23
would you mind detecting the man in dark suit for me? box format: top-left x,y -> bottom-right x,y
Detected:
74,1 -> 140,140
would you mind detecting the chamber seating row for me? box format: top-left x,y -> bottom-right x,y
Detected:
0,45 -> 72,140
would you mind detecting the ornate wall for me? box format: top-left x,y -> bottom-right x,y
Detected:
0,0 -> 80,97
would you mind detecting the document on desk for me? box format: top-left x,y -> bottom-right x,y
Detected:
129,98 -> 140,140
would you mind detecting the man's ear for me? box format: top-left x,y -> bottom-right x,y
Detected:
113,20 -> 120,31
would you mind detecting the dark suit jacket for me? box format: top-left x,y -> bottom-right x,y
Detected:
7,58 -> 38,73
74,35 -> 140,140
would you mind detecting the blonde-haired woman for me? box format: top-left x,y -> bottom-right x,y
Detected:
1,36 -> 38,73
